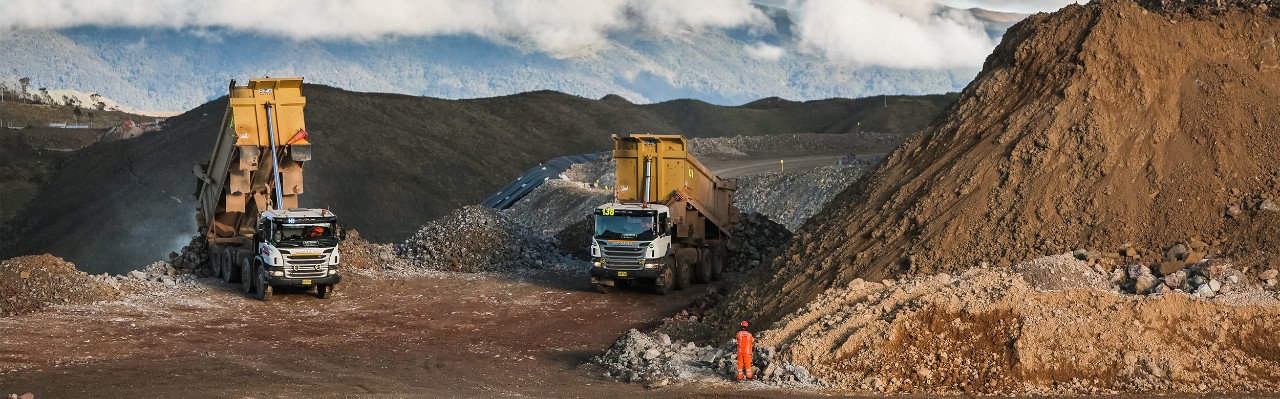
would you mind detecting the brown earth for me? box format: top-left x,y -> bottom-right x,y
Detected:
0,255 -> 121,317
710,0 -> 1280,336
0,263 -> 840,398
758,255 -> 1280,395
0,88 -> 952,275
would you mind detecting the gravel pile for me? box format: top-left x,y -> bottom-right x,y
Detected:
727,212 -> 791,273
688,133 -> 905,159
734,163 -> 871,231
502,180 -> 610,234
591,329 -> 817,388
561,155 -> 615,188
553,217 -> 595,260
394,205 -> 582,274
0,255 -> 122,317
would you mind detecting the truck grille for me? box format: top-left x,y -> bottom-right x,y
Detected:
601,246 -> 646,270
286,254 -> 327,265
284,267 -> 328,279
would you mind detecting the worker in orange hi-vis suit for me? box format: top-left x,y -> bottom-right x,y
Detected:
736,320 -> 755,380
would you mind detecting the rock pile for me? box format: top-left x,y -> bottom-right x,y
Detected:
727,212 -> 791,273
591,329 -> 817,388
394,205 -> 582,274
0,255 -> 121,317
502,180 -> 610,234
734,163 -> 871,231
688,133 -> 906,160
553,217 -> 595,260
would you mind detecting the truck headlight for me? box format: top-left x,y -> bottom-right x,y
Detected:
328,269 -> 339,275
271,270 -> 285,277
592,259 -> 603,267
644,263 -> 662,269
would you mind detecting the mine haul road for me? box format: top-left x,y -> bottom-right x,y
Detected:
0,154 -> 867,398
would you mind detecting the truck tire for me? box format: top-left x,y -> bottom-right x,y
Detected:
254,262 -> 272,301
711,246 -> 726,281
594,283 -> 611,294
240,258 -> 254,294
223,249 -> 240,283
674,259 -> 692,291
653,266 -> 674,295
316,284 -> 332,299
694,249 -> 713,284
211,248 -> 224,281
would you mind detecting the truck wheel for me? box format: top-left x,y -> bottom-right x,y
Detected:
711,247 -> 725,281
594,283 -> 611,294
224,249 -> 240,283
240,259 -> 254,294
694,250 -> 713,284
653,269 -> 673,295
211,248 -> 224,281
254,264 -> 271,301
674,259 -> 692,291
316,284 -> 332,299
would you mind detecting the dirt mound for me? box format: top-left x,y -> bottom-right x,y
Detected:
393,205 -> 580,274
712,0 -> 1280,334
757,255 -> 1280,395
0,255 -> 121,317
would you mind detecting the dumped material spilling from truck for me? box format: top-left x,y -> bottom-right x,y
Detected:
590,134 -> 737,294
193,78 -> 344,301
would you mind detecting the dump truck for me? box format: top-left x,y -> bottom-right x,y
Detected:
193,78 -> 344,301
589,134 -> 737,294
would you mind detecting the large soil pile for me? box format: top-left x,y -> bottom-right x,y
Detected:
0,255 -> 121,317
713,0 -> 1280,333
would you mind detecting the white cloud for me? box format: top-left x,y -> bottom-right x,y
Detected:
0,0 -> 770,54
745,42 -> 786,60
790,0 -> 997,69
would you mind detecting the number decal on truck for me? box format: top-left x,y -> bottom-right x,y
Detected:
602,208 -> 615,216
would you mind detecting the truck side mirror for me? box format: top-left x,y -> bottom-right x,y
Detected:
339,225 -> 347,241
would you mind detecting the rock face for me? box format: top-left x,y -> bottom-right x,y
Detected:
714,0 -> 1280,333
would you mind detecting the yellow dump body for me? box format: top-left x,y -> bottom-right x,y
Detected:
613,134 -> 736,239
195,78 -> 311,242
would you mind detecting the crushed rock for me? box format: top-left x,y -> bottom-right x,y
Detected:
591,329 -> 818,388
734,162 -> 871,231
394,205 -> 585,275
0,255 -> 122,317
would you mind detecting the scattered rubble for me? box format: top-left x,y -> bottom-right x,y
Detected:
0,255 -> 122,317
394,205 -> 584,275
591,329 -> 817,389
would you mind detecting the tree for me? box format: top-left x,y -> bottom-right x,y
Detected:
19,77 -> 29,96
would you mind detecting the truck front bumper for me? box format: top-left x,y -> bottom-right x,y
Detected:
590,266 -> 662,280
265,274 -> 341,287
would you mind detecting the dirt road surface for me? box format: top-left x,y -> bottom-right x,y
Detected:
0,272 -> 838,398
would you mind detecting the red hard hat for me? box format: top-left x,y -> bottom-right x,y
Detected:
741,321 -> 749,327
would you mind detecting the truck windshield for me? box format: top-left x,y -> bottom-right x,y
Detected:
594,215 -> 657,240
272,221 -> 337,248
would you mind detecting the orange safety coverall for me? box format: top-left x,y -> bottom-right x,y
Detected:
736,329 -> 755,379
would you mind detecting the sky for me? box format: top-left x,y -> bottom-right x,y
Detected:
0,0 -> 1084,70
